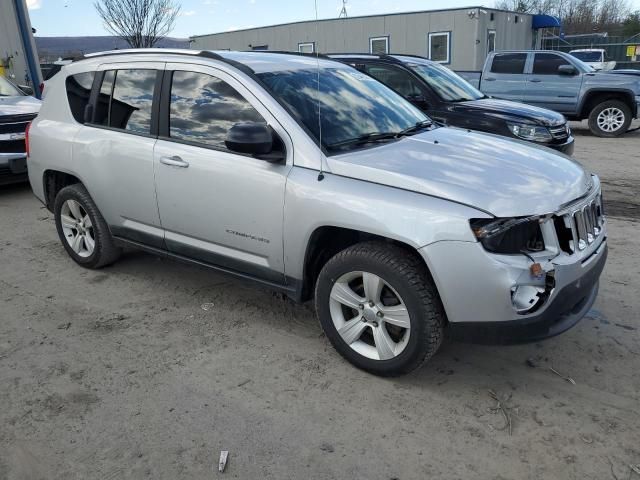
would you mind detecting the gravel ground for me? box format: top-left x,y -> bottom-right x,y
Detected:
1,121 -> 639,480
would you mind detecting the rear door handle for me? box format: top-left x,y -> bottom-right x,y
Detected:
529,79 -> 542,83
484,77 -> 496,81
160,156 -> 189,168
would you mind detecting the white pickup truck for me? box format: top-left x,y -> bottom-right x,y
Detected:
569,49 -> 616,71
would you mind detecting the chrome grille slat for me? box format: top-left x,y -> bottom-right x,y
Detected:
555,190 -> 604,254
549,124 -> 570,140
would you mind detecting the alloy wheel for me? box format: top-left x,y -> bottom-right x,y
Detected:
60,199 -> 95,258
329,271 -> 411,360
597,107 -> 625,133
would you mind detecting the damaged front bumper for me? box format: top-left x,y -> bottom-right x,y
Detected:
421,208 -> 608,345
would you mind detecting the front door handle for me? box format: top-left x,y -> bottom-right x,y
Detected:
529,78 -> 542,83
160,156 -> 189,168
484,77 -> 496,81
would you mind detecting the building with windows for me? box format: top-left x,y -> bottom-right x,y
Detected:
190,7 -> 543,71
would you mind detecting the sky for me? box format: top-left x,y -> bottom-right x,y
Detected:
26,0 -> 640,38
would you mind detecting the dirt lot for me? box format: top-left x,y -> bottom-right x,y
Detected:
1,121 -> 639,480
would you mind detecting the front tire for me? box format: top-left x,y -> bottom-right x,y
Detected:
588,100 -> 631,137
54,184 -> 121,269
315,242 -> 445,376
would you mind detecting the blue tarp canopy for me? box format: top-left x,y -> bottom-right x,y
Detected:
532,14 -> 562,29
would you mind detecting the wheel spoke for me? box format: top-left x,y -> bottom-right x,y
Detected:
380,304 -> 411,329
67,200 -> 83,220
83,215 -> 92,228
60,214 -> 76,230
71,233 -> 83,253
362,272 -> 383,302
337,317 -> 368,345
331,282 -> 364,309
84,233 -> 95,252
373,326 -> 396,360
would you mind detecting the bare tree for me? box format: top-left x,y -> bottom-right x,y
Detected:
95,0 -> 181,48
495,0 -> 630,34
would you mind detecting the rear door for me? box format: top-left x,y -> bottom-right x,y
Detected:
480,52 -> 528,102
153,63 -> 293,283
525,52 -> 582,114
73,62 -> 164,247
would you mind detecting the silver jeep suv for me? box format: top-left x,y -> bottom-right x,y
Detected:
27,50 -> 607,376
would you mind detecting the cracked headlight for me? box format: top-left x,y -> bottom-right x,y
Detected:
507,122 -> 553,142
470,217 -> 545,254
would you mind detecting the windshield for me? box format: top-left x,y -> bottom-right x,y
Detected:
408,62 -> 484,102
570,51 -> 603,62
257,67 -> 430,150
0,76 -> 24,97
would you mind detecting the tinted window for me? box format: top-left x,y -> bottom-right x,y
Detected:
169,71 -> 264,148
258,67 -> 429,150
109,69 -> 156,134
0,76 -> 23,96
94,70 -> 115,126
365,65 -> 422,99
533,53 -> 571,75
490,53 -> 527,74
408,62 -> 484,102
66,72 -> 95,123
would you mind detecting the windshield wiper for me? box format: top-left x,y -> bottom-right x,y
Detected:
327,131 -> 400,150
396,119 -> 434,137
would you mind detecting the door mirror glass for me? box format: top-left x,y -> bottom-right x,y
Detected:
558,64 -> 577,76
18,85 -> 34,96
225,122 -> 274,156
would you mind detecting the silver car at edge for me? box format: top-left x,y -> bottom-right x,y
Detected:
27,50 -> 607,376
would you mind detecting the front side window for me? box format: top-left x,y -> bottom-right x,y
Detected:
532,53 -> 571,75
298,42 -> 315,54
66,71 -> 95,123
428,32 -> 450,64
364,65 -> 423,99
408,62 -> 484,102
109,69 -> 157,134
169,71 -> 264,149
490,53 -> 527,74
370,37 -> 389,55
258,67 -> 429,150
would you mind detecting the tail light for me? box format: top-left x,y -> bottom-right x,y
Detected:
25,122 -> 32,157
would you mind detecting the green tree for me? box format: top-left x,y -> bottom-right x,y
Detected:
623,11 -> 640,38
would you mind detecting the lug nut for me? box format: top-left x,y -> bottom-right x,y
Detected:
371,321 -> 379,327
358,304 -> 364,310
361,317 -> 367,322
368,301 -> 375,307
376,311 -> 384,318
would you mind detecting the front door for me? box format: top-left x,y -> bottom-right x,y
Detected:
525,52 -> 583,114
481,52 -> 528,102
153,64 -> 292,283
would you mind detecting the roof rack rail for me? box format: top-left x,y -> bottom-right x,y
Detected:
242,50 -> 332,60
78,48 -> 256,75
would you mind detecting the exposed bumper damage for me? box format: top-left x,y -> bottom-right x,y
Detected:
421,182 -> 608,345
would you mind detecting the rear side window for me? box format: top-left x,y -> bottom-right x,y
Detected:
365,65 -> 423,99
92,69 -> 157,135
169,70 -> 264,149
532,53 -> 571,75
66,72 -> 95,124
490,53 -> 527,74
110,70 -> 157,134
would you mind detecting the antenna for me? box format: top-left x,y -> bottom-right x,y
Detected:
339,0 -> 348,19
315,0 -> 324,181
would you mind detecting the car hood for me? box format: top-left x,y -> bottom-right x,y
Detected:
453,98 -> 566,126
327,127 -> 591,217
0,95 -> 41,117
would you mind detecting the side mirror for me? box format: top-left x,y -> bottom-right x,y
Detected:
558,65 -> 577,76
19,85 -> 34,96
225,122 -> 283,162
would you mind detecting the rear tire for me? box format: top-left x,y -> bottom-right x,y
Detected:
54,184 -> 121,269
315,241 -> 445,376
587,100 -> 631,137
